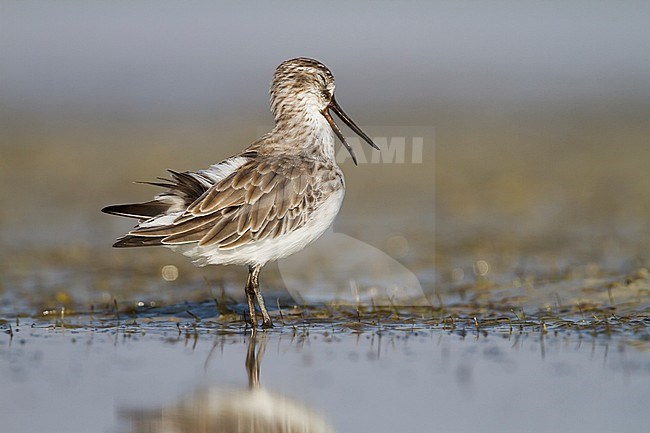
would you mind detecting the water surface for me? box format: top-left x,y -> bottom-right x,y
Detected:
2,318 -> 649,433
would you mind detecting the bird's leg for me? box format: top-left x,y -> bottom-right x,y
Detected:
249,264 -> 274,328
245,266 -> 258,329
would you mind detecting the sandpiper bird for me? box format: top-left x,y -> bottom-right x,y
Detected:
102,57 -> 379,328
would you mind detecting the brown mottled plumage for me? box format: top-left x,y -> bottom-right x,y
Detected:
102,57 -> 379,329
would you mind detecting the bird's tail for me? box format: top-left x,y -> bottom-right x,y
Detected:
102,169 -> 211,248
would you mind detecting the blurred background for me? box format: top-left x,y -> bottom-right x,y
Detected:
1,1 -> 649,309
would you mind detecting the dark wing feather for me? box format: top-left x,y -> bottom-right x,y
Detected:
102,170 -> 210,221
102,201 -> 171,220
112,235 -> 164,248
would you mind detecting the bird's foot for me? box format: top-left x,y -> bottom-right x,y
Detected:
261,319 -> 274,329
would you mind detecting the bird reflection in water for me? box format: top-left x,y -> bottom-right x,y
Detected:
122,334 -> 336,433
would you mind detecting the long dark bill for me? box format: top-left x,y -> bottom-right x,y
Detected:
321,95 -> 379,166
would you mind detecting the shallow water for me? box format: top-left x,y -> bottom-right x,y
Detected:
1,319 -> 649,433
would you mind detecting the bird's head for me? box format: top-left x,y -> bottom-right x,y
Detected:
270,57 -> 379,165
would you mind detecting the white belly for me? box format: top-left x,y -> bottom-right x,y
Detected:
171,188 -> 345,267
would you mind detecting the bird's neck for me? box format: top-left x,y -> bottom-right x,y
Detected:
272,108 -> 338,161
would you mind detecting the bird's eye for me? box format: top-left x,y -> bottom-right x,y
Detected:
321,90 -> 331,100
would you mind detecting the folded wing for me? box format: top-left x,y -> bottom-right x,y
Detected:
112,157 -> 341,251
